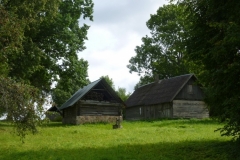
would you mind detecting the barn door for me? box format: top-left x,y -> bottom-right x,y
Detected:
145,106 -> 151,119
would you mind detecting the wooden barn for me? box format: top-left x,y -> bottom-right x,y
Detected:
58,78 -> 124,124
125,74 -> 209,120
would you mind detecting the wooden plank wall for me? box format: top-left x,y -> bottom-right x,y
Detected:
62,101 -> 122,124
78,100 -> 121,116
62,106 -> 77,124
79,104 -> 119,116
173,100 -> 209,118
125,106 -> 145,120
175,79 -> 204,100
125,103 -> 173,120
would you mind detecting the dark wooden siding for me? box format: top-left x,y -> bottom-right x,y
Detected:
77,100 -> 121,116
79,104 -> 119,116
62,105 -> 77,124
175,79 -> 204,100
126,103 -> 173,120
172,100 -> 209,118
125,106 -> 145,120
62,100 -> 122,124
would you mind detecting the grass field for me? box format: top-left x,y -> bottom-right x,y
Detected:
0,119 -> 239,160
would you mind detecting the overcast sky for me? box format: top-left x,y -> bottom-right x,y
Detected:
79,0 -> 168,93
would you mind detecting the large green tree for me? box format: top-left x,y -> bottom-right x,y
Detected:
180,0 -> 240,140
128,4 -> 195,86
52,57 -> 90,107
0,0 -> 93,91
0,0 -> 93,140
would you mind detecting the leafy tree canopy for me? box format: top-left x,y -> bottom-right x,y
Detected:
0,0 -> 93,92
180,0 -> 240,140
0,0 -> 93,141
100,75 -> 115,90
116,87 -> 131,102
0,77 -> 44,142
52,57 -> 90,107
127,3 -> 196,86
100,75 -> 131,101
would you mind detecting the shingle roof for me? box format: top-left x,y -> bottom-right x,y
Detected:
58,78 -> 123,110
125,74 -> 195,107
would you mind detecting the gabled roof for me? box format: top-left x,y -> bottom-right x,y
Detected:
59,78 -> 123,110
125,74 -> 196,107
47,105 -> 59,112
47,105 -> 63,115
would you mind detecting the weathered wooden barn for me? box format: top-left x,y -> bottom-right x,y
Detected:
58,78 -> 124,124
125,74 -> 209,120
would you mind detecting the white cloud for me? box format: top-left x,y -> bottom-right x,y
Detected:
78,0 -> 167,93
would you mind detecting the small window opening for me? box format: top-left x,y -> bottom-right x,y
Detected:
187,85 -> 193,94
139,107 -> 142,115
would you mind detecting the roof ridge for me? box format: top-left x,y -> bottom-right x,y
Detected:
138,74 -> 194,88
163,74 -> 194,80
126,74 -> 196,107
169,74 -> 194,101
59,79 -> 102,110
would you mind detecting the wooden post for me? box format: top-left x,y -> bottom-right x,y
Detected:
113,117 -> 122,129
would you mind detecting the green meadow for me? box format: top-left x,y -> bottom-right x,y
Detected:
0,119 -> 239,160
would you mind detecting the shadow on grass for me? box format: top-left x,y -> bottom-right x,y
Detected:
42,121 -> 112,128
41,122 -> 68,128
0,121 -> 69,129
149,118 -> 221,128
1,140 -> 239,160
0,121 -> 13,128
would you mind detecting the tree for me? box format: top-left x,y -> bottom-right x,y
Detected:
100,75 -> 115,90
52,57 -> 90,107
115,87 -> 131,118
0,77 -> 44,142
180,0 -> 240,140
115,87 -> 131,102
0,0 -> 93,141
0,0 -> 93,92
100,75 -> 130,101
127,4 -> 195,86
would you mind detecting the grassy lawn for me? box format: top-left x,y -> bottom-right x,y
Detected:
0,119 -> 239,160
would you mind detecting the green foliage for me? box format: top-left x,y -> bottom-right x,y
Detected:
0,0 -> 93,92
0,0 -> 93,141
100,75 -> 115,90
115,87 -> 131,118
128,4 -> 195,86
52,57 -> 90,106
45,111 -> 62,122
0,76 -> 44,142
180,0 -> 240,140
1,119 -> 239,159
115,87 -> 131,102
100,75 -> 131,102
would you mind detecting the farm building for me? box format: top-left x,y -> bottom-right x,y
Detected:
58,78 -> 124,124
125,74 -> 209,120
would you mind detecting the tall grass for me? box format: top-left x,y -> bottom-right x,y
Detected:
0,119 -> 239,160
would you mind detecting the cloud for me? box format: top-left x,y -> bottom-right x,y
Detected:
78,0 -> 167,93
